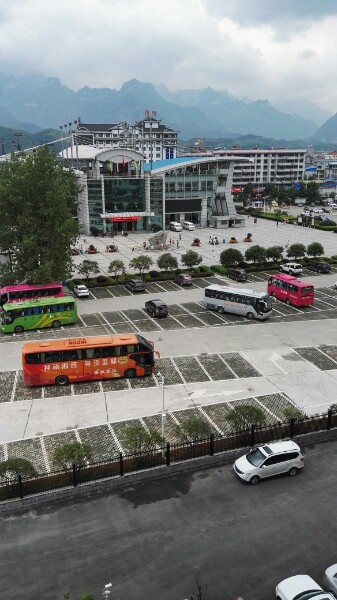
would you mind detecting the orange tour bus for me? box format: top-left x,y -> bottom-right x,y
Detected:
22,334 -> 159,387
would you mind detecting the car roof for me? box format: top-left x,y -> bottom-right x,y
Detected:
76,285 -> 88,289
148,299 -> 166,305
131,278 -> 143,283
260,440 -> 300,454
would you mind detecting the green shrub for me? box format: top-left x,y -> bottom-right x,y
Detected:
117,274 -> 126,283
96,275 -> 107,284
210,264 -> 227,275
143,273 -> 151,281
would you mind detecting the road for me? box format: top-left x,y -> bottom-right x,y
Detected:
1,440 -> 336,600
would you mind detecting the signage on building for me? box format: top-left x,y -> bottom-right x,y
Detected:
231,186 -> 242,193
109,216 -> 141,222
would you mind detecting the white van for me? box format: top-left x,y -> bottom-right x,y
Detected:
169,221 -> 182,232
182,221 -> 195,230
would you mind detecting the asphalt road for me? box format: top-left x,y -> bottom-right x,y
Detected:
1,440 -> 337,600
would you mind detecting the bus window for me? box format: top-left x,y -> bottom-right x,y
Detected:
61,349 -> 82,361
25,353 -> 41,364
44,351 -> 62,363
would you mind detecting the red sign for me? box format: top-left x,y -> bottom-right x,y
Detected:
109,216 -> 141,222
231,186 -> 242,193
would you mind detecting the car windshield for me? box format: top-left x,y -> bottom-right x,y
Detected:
293,590 -> 327,600
246,448 -> 266,466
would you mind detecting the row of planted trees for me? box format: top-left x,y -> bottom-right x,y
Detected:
219,241 -> 325,267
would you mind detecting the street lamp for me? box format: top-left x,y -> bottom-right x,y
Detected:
156,371 -> 165,442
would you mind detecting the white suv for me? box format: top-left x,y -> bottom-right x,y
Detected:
233,440 -> 304,485
276,575 -> 335,600
281,262 -> 302,276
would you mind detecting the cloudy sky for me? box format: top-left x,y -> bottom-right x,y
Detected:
1,0 -> 337,114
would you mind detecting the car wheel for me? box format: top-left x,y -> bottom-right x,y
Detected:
14,325 -> 24,333
286,298 -> 290,305
217,306 -> 225,314
52,320 -> 60,328
151,311 -> 155,318
288,467 -> 298,477
250,475 -> 260,485
246,312 -> 254,320
124,368 -> 136,379
55,375 -> 69,386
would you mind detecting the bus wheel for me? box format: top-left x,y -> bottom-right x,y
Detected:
55,375 -> 69,386
52,320 -> 61,328
124,368 -> 136,379
14,325 -> 24,333
217,306 -> 225,314
246,312 -> 254,320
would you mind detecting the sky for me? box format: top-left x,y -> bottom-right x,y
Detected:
0,0 -> 337,114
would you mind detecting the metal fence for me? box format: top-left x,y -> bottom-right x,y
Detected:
1,410 -> 337,503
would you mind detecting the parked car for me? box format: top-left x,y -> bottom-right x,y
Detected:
227,268 -> 247,282
323,564 -> 337,596
145,299 -> 168,317
280,262 -> 302,276
182,221 -> 195,230
301,210 -> 311,217
329,203 -> 337,210
313,208 -> 324,214
174,273 -> 193,286
276,575 -> 335,600
307,261 -> 331,273
169,221 -> 182,231
233,440 -> 304,485
73,284 -> 90,298
125,278 -> 145,293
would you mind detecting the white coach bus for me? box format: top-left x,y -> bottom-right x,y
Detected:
203,284 -> 273,321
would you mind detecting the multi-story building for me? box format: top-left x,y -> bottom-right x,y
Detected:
72,112 -> 178,163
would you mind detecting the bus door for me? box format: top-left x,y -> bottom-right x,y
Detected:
130,352 -> 153,376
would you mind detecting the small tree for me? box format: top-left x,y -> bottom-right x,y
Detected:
245,245 -> 266,265
108,259 -> 125,280
219,248 -> 244,267
175,417 -> 211,442
181,250 -> 202,268
307,242 -> 324,258
53,442 -> 92,470
225,404 -> 266,431
129,255 -> 153,275
0,458 -> 37,485
77,259 -> 99,282
122,422 -> 164,453
157,253 -> 178,274
266,245 -> 284,262
282,406 -> 305,422
287,243 -> 306,260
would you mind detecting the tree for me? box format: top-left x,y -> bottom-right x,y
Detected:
157,253 -> 178,274
282,406 -> 305,422
181,250 -> 202,268
307,242 -> 324,258
219,248 -> 244,267
225,404 -> 266,431
77,259 -> 100,282
287,243 -> 306,260
53,442 -> 92,470
266,245 -> 284,262
245,244 -> 266,264
121,422 -> 164,453
108,259 -> 125,279
175,417 -> 211,442
0,146 -> 79,285
0,458 -> 37,485
129,255 -> 153,275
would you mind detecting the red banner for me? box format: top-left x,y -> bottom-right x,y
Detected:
231,186 -> 242,193
109,216 -> 141,222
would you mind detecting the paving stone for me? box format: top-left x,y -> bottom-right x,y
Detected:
129,376 -> 157,389
7,438 -> 46,474
91,288 -> 114,299
123,309 -> 150,321
102,311 -> 128,324
155,358 -> 184,385
110,419 -> 143,450
44,385 -> 72,398
78,425 -> 120,461
202,402 -> 234,434
156,281 -> 179,291
137,319 -> 162,332
319,345 -> 337,363
173,356 -> 210,382
80,313 -> 105,326
181,302 -> 204,314
230,396 -> 276,425
73,381 -> 101,395
145,283 -> 164,293
195,311 -> 229,326
221,352 -> 260,378
168,304 -> 190,316
111,285 -> 130,297
113,322 -> 139,334
156,317 -> 182,330
0,445 -> 4,462
197,354 -> 236,380
295,347 -> 337,370
143,413 -> 179,443
0,371 -> 16,403
101,378 -> 129,392
173,314 -> 205,328
14,372 -> 43,402
257,393 -> 298,421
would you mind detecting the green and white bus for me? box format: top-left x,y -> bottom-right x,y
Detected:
203,284 -> 272,320
0,296 -> 77,334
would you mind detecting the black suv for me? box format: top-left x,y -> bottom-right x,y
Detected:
125,278 -> 145,292
307,261 -> 331,273
227,268 -> 247,282
145,299 -> 168,317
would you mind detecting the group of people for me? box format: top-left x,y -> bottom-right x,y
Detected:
209,235 -> 219,245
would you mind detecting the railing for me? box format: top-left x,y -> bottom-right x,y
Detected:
1,411 -> 337,503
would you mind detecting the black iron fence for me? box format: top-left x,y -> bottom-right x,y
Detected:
1,410 -> 337,503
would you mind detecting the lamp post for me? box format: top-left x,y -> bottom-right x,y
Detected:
156,371 -> 165,442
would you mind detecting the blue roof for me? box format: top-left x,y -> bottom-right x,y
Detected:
143,156 -> 208,171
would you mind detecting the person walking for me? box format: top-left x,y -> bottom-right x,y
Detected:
179,233 -> 182,241
276,220 -> 279,227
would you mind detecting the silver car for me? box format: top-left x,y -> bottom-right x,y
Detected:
323,565 -> 337,597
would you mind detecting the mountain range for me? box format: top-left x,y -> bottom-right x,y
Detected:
0,73 -> 336,146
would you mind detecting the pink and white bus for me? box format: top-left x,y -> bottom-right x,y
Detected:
0,282 -> 64,306
267,274 -> 314,307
